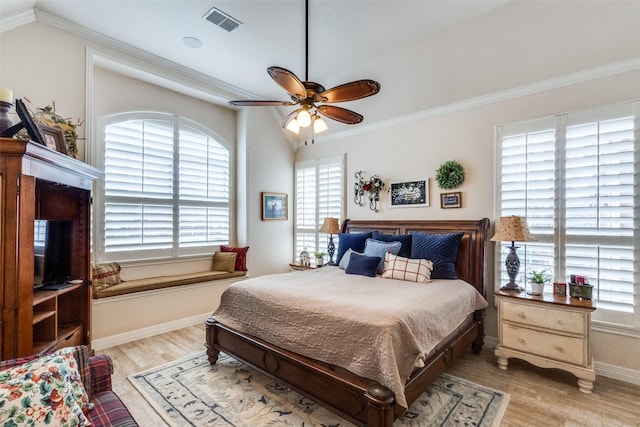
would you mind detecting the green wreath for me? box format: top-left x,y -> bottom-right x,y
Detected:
435,160 -> 465,190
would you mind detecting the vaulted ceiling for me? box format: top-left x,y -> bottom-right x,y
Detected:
1,1 -> 511,139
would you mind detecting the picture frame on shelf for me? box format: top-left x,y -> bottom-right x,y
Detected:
553,282 -> 567,297
440,191 -> 462,209
261,192 -> 288,221
389,178 -> 429,208
14,98 -> 46,146
39,124 -> 68,154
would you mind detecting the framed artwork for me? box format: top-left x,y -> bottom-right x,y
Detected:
39,124 -> 68,154
389,178 -> 429,208
15,99 -> 46,146
440,191 -> 462,209
554,282 -> 567,297
261,192 -> 288,221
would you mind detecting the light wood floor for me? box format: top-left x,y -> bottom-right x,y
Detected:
99,324 -> 640,426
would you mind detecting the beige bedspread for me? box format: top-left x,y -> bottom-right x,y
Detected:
212,266 -> 488,408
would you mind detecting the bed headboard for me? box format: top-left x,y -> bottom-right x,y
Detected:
341,218 -> 490,297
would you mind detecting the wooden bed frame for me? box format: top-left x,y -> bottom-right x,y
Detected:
205,218 -> 490,427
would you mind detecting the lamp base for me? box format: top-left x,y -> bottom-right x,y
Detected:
500,282 -> 522,292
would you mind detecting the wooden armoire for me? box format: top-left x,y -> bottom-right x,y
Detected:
0,137 -> 100,359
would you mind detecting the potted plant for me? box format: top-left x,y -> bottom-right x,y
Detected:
527,269 -> 551,295
314,252 -> 326,267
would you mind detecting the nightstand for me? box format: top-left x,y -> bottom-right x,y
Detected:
288,263 -> 323,271
494,289 -> 596,393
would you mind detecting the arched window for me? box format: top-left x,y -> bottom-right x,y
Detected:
95,112 -> 230,262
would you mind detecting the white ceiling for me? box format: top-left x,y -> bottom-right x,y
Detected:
0,0 -> 510,137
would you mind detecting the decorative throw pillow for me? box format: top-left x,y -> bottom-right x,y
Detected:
92,262 -> 122,290
372,231 -> 412,258
338,248 -> 360,270
345,252 -> 381,278
411,232 -> 464,279
382,252 -> 433,283
220,245 -> 249,271
364,238 -> 402,274
212,251 -> 237,273
0,347 -> 93,426
335,232 -> 373,265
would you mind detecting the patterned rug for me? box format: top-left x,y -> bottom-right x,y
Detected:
129,352 -> 509,427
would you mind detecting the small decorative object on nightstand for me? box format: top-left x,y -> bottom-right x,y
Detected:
494,289 -> 596,393
299,247 -> 310,267
526,269 -> 551,295
491,215 -> 536,291
318,217 -> 340,265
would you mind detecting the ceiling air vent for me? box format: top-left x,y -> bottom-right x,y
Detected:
203,7 -> 242,32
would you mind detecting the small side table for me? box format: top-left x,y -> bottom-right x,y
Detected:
494,289 -> 596,393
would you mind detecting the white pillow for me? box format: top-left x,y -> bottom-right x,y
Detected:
382,252 -> 433,283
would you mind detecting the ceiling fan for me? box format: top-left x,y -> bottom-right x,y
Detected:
228,0 -> 381,137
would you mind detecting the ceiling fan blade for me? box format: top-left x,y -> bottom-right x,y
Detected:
316,105 -> 364,125
229,100 -> 296,106
317,80 -> 380,103
267,66 -> 307,101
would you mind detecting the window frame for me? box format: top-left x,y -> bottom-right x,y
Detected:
495,101 -> 639,330
94,111 -> 233,264
294,155 -> 345,262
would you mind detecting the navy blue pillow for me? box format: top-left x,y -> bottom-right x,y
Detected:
372,231 -> 412,258
411,232 -> 464,279
335,231 -> 373,264
345,252 -> 381,278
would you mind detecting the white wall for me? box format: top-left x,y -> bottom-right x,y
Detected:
295,3 -> 640,376
0,20 -> 293,340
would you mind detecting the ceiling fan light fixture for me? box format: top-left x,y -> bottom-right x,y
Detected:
286,119 -> 301,134
314,116 -> 328,133
297,109 -> 312,127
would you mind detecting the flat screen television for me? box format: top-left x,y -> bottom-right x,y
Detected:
34,220 -> 72,288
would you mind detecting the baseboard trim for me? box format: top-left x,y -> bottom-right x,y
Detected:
92,312 -> 210,350
483,335 -> 640,386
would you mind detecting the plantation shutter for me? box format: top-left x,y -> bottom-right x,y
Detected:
496,119 -> 556,287
178,124 -> 230,247
294,156 -> 344,260
104,119 -> 174,256
564,108 -> 635,313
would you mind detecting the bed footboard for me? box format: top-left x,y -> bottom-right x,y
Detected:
205,313 -> 482,427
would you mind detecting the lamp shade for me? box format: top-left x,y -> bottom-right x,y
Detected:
490,216 -> 536,242
318,217 -> 340,234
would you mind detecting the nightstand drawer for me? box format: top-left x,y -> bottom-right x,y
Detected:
502,324 -> 585,365
502,300 -> 586,334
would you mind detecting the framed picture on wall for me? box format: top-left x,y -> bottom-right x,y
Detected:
261,192 -> 288,221
389,178 -> 429,208
440,192 -> 462,209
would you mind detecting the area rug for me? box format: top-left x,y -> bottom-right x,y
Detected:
129,352 -> 509,427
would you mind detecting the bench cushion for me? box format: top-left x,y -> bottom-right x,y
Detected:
92,270 -> 246,299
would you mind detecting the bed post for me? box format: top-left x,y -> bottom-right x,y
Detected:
365,385 -> 395,427
204,316 -> 220,364
472,310 -> 485,354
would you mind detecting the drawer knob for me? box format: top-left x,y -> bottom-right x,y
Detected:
518,338 -> 526,344
557,320 -> 564,325
518,312 -> 526,319
555,346 -> 565,353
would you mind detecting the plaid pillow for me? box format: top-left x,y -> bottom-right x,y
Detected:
382,252 -> 433,283
92,262 -> 122,290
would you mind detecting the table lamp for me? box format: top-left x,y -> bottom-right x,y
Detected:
318,217 -> 340,265
491,215 -> 536,291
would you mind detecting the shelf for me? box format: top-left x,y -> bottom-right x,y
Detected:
32,310 -> 55,325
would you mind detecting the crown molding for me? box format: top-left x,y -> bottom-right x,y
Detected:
0,8 -> 36,33
313,55 -> 640,146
